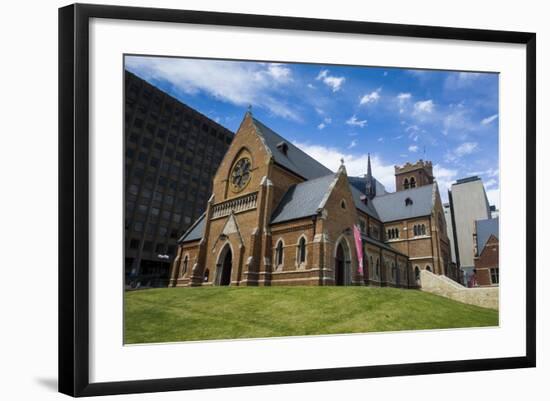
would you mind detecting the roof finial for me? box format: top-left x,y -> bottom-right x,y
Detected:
247,104 -> 253,114
340,157 -> 345,166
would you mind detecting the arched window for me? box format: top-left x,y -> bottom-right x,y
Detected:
415,266 -> 420,281
410,177 -> 416,188
426,265 -> 432,272
405,197 -> 413,206
204,268 -> 210,282
421,224 -> 426,235
340,199 -> 347,209
413,225 -> 418,236
180,255 -> 188,277
275,240 -> 284,266
391,263 -> 396,279
403,178 -> 409,189
376,259 -> 380,278
297,236 -> 307,264
395,228 -> 399,238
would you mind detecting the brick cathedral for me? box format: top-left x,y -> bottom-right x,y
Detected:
169,112 -> 454,287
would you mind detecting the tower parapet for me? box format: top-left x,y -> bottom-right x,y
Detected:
395,159 -> 434,191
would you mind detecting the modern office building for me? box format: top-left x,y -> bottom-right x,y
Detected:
442,203 -> 457,264
124,70 -> 234,287
448,176 -> 491,285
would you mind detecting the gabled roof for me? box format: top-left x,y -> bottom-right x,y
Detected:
475,217 -> 499,252
371,184 -> 435,222
178,213 -> 206,243
252,117 -> 333,180
348,175 -> 388,196
270,169 -> 381,225
271,173 -> 337,224
349,185 -> 380,220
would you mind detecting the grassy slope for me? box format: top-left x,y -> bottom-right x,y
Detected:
124,287 -> 498,344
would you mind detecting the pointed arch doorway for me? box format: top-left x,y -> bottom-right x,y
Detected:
334,237 -> 352,286
216,243 -> 233,286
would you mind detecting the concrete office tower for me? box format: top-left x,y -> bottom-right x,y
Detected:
124,71 -> 234,287
443,203 -> 456,263
448,176 -> 491,285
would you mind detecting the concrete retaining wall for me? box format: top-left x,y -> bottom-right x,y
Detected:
420,270 -> 499,310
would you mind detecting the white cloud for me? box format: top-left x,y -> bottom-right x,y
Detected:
266,63 -> 292,82
292,142 -> 397,191
359,89 -> 381,105
445,72 -> 484,89
348,140 -> 357,149
317,117 -> 332,130
432,164 -> 458,202
316,69 -> 346,92
397,93 -> 412,113
484,178 -> 497,188
481,114 -> 499,125
345,115 -> 367,128
414,99 -> 434,114
125,56 -> 299,120
408,145 -> 419,153
467,167 -> 499,179
377,137 -> 384,142
445,141 -> 479,162
455,142 -> 478,157
397,93 -> 412,102
486,188 -> 500,209
308,83 -> 316,89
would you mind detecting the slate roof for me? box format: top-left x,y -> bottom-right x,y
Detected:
475,217 -> 499,252
371,184 -> 434,222
349,185 -> 380,219
348,175 -> 388,196
271,173 -> 337,224
252,117 -> 333,180
178,213 -> 206,243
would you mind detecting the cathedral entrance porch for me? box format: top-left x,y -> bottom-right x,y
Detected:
334,237 -> 352,286
216,244 -> 233,286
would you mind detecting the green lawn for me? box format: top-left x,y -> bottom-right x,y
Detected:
124,286 -> 498,344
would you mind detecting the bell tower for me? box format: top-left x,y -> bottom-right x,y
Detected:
395,159 -> 434,191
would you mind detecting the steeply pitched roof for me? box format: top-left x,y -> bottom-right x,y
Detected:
178,213 -> 206,243
349,185 -> 380,220
475,217 -> 499,252
252,117 -> 333,180
270,169 -> 381,225
371,184 -> 435,222
271,173 -> 337,224
348,175 -> 388,196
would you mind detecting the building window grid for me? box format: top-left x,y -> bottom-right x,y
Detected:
125,72 -> 233,280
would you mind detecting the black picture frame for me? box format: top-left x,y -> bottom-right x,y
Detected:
59,3 -> 536,397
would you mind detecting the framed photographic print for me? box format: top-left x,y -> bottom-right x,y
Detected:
58,3 -> 536,397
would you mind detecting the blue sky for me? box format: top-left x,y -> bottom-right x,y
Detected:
125,56 -> 499,207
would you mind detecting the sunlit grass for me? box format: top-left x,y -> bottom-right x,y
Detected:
124,286 -> 498,344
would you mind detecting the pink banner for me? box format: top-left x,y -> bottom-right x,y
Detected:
353,225 -> 363,274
